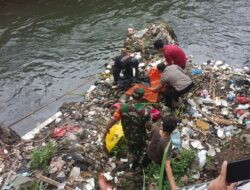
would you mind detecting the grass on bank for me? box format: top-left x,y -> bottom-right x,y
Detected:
145,149 -> 196,190
29,141 -> 57,170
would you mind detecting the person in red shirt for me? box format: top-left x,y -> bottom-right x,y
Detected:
154,39 -> 187,69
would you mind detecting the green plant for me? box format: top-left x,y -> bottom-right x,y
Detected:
145,162 -> 161,183
29,141 -> 57,170
21,181 -> 46,190
145,149 -> 196,190
171,149 -> 196,187
206,155 -> 214,165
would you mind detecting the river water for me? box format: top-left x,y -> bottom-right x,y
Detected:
0,0 -> 249,135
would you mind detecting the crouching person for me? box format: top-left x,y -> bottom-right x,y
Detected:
113,48 -> 139,86
152,63 -> 194,110
147,115 -> 178,190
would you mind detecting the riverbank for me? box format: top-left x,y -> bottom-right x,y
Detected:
0,21 -> 250,190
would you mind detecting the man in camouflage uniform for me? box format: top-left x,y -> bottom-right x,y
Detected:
105,88 -> 151,169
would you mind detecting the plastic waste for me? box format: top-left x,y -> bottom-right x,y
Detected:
215,60 -> 224,66
235,109 -> 245,116
150,109 -> 161,121
227,92 -> 235,101
48,157 -> 65,174
215,98 -> 228,107
110,102 -> 122,110
105,122 -> 124,152
187,99 -> 196,107
56,171 -> 67,183
191,69 -> 203,75
236,96 -> 249,104
198,90 -> 209,98
195,119 -> 209,130
139,63 -> 145,68
171,130 -> 181,149
200,98 -> 214,104
133,28 -> 148,38
134,52 -> 142,60
192,172 -> 200,180
127,28 -> 134,34
69,167 -> 80,182
87,85 -> 96,93
198,150 -> 207,169
207,146 -> 216,157
191,140 -> 203,149
221,108 -> 229,116
181,127 -> 192,137
86,178 -> 95,190
52,124 -> 80,138
182,139 -> 191,150
217,128 -> 225,139
103,172 -> 113,181
237,104 -> 250,110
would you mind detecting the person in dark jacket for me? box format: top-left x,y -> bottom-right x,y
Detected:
113,48 -> 139,84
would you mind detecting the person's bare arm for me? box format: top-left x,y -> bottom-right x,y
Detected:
151,83 -> 164,92
165,160 -> 178,190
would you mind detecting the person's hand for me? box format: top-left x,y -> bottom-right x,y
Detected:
171,185 -> 179,190
150,87 -> 158,93
208,161 -> 236,190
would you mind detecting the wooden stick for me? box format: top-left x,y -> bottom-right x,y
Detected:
2,159 -> 18,188
35,173 -> 73,190
209,74 -> 213,95
194,99 -> 219,126
212,80 -> 216,99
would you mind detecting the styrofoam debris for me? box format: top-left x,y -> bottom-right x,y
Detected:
198,150 -> 207,169
207,147 -> 216,157
215,148 -> 221,153
217,128 -> 225,139
55,117 -> 62,124
105,69 -> 111,74
89,111 -> 96,115
237,104 -> 250,110
181,127 -> 192,137
221,108 -> 229,115
182,139 -> 191,150
103,172 -> 113,181
106,65 -> 112,69
191,140 -> 204,149
117,171 -> 125,176
192,172 -> 200,180
86,178 -> 95,190
139,63 -> 146,68
87,85 -> 96,93
120,158 -> 128,162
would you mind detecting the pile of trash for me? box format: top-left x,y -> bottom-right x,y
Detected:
0,21 -> 250,190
